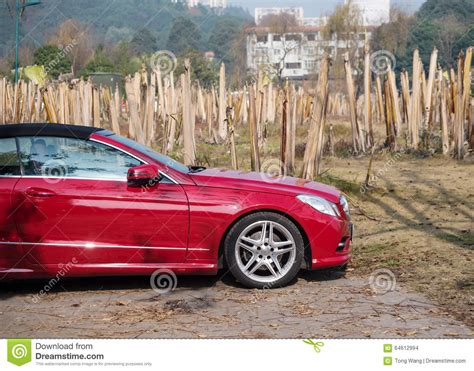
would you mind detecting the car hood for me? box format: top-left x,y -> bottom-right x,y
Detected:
189,168 -> 341,203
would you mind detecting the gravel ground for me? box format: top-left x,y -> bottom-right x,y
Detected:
0,270 -> 471,339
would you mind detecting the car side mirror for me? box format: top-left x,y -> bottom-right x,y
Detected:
127,164 -> 161,188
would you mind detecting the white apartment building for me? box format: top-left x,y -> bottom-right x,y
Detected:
348,0 -> 390,26
247,7 -> 370,80
303,17 -> 327,27
247,26 -> 369,80
171,0 -> 227,8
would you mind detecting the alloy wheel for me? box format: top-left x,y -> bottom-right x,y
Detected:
235,220 -> 296,284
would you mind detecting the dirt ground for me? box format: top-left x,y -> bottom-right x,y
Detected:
0,155 -> 472,339
325,154 -> 473,328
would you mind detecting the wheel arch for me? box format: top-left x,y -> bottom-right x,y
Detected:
217,209 -> 312,270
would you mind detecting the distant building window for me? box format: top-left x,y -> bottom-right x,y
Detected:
307,33 -> 317,41
306,60 -> 318,70
256,48 -> 267,58
257,35 -> 268,43
285,62 -> 301,69
273,34 -> 281,42
305,47 -> 316,55
285,34 -> 302,42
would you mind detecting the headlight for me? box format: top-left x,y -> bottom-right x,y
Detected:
340,195 -> 350,217
297,195 -> 341,217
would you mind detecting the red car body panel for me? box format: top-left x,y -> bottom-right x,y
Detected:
0,178 -> 25,274
0,125 -> 352,281
14,179 -> 189,262
184,182 -> 351,269
190,168 -> 342,203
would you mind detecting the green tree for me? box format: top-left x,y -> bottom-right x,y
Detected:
130,28 -> 157,55
376,0 -> 474,70
82,45 -> 114,75
208,18 -> 246,67
0,1 -> 252,62
416,0 -> 473,24
166,17 -> 202,55
0,57 -> 10,78
110,41 -> 141,76
105,26 -> 134,44
371,7 -> 415,73
175,50 -> 218,88
33,44 -> 71,79
407,0 -> 474,69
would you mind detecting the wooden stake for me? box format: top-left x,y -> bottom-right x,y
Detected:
248,83 -> 260,171
302,54 -> 330,179
218,63 -> 227,140
226,105 -> 238,170
182,59 -> 195,165
363,46 -> 373,146
344,52 -> 364,153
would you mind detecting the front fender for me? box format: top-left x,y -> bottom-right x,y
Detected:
183,186 -> 350,269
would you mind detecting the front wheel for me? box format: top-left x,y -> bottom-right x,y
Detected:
224,212 -> 304,288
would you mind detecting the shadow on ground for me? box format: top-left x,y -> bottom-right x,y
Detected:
0,269 -> 345,299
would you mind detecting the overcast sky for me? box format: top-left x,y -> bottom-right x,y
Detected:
229,0 -> 426,17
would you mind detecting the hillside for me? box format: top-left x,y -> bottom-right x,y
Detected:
0,0 -> 252,58
372,0 -> 474,71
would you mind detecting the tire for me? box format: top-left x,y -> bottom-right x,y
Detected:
224,212 -> 304,289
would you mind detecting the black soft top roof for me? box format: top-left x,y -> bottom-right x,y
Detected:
0,123 -> 113,140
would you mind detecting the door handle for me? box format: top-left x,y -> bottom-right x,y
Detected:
25,187 -> 57,198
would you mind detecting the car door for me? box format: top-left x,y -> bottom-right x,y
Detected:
0,137 -> 29,276
12,135 -> 189,274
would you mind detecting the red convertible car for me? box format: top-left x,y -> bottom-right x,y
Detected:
0,124 -> 352,288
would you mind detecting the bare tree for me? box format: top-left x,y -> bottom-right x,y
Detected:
47,19 -> 94,75
323,0 -> 363,53
322,0 -> 364,86
259,13 -> 302,82
229,27 -> 249,89
435,15 -> 465,67
372,6 -> 415,59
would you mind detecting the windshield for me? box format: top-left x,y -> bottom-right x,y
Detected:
107,134 -> 189,174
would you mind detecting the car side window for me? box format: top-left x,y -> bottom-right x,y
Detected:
17,136 -> 142,180
0,138 -> 21,176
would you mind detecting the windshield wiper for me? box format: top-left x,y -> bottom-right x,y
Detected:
188,165 -> 206,173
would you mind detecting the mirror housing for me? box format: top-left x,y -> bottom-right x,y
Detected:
127,164 -> 161,188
